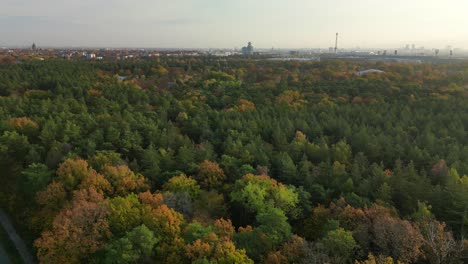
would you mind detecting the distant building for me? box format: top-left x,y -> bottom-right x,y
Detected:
62,53 -> 73,60
86,53 -> 96,60
211,51 -> 233,57
289,50 -> 300,56
357,69 -> 385,76
32,43 -> 37,53
241,42 -> 254,55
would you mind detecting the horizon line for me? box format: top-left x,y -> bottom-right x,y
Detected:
2,45 -> 466,51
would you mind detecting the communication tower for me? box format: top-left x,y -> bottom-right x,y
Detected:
334,33 -> 339,54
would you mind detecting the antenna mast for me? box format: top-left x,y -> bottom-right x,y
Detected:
334,33 -> 339,54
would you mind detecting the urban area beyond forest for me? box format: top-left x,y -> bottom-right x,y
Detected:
0,43 -> 467,264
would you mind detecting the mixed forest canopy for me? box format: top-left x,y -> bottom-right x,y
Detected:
0,56 -> 467,263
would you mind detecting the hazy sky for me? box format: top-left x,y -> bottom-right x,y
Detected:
1,0 -> 467,49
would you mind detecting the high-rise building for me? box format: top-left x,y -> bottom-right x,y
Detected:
32,43 -> 37,52
241,42 -> 254,55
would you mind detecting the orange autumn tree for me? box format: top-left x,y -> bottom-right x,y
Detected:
32,181 -> 67,232
51,158 -> 148,199
78,170 -> 112,196
230,98 -> 255,112
138,191 -> 165,208
143,204 -> 183,243
56,158 -> 95,192
101,165 -> 149,196
35,187 -> 111,264
277,90 -> 306,109
186,218 -> 254,263
8,117 -> 39,136
196,160 -> 226,189
142,204 -> 186,263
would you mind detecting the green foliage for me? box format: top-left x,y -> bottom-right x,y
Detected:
322,228 -> 357,264
21,163 -> 53,197
256,207 -> 292,247
412,201 -> 435,222
89,151 -> 123,172
194,190 -> 228,219
183,222 -> 215,243
107,194 -> 145,236
230,174 -> 299,216
163,174 -> 201,199
274,152 -> 298,182
101,224 -> 159,264
0,131 -> 31,163
440,168 -> 468,237
0,58 -> 468,263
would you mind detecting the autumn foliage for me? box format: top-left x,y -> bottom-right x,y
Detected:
0,58 -> 467,263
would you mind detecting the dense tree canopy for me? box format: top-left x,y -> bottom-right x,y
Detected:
0,57 -> 467,263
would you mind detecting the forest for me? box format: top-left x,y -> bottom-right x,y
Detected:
0,56 -> 467,263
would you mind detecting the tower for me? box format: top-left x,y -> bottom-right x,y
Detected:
32,43 -> 37,52
247,42 -> 253,54
334,33 -> 339,54
241,42 -> 254,56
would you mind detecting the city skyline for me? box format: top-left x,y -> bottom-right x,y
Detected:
1,0 -> 468,49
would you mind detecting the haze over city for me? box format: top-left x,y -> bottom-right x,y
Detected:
1,0 -> 468,49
